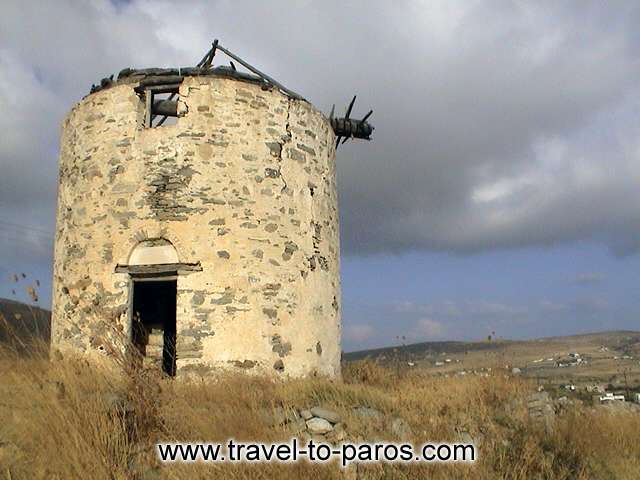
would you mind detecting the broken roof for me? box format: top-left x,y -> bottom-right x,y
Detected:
88,39 -> 306,101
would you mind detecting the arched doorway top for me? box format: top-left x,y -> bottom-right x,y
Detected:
128,238 -> 179,266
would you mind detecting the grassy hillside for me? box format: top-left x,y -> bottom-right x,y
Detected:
0,297 -> 50,349
345,331 -> 640,362
1,345 -> 639,479
2,304 -> 639,478
344,339 -> 509,362
345,331 -> 640,389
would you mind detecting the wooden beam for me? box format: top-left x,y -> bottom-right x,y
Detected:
137,83 -> 181,94
152,99 -> 178,117
144,90 -> 152,128
115,262 -> 202,275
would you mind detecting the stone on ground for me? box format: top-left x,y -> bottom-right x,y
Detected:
310,407 -> 341,424
306,417 -> 334,435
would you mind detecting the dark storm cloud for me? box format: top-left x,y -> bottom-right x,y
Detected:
2,0 -> 640,266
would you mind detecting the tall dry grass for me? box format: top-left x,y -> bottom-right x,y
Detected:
1,336 -> 639,479
4,280 -> 638,478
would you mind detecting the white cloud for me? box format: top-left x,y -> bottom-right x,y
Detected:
568,272 -> 606,285
539,300 -> 567,312
344,324 -> 374,343
414,318 -> 446,339
394,300 -> 525,319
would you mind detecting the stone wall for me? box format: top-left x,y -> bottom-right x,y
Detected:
51,75 -> 341,378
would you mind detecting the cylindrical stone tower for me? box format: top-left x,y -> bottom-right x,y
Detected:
51,67 -> 341,378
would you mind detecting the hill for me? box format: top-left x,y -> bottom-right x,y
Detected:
0,297 -> 51,348
2,346 -> 640,479
345,331 -> 640,389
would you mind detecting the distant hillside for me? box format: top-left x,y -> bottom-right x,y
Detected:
344,339 -> 509,362
344,331 -> 640,362
0,298 -> 51,348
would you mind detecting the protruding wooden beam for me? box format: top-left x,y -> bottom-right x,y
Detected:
152,99 -> 178,117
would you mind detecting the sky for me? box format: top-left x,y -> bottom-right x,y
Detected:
1,0 -> 640,351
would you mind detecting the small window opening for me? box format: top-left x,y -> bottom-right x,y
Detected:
131,279 -> 177,376
144,86 -> 180,128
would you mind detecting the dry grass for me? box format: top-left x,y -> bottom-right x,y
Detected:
1,345 -> 640,479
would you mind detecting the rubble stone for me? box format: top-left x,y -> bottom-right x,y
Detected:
306,417 -> 333,435
310,407 -> 341,424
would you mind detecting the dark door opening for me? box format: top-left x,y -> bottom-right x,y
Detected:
131,279 -> 177,376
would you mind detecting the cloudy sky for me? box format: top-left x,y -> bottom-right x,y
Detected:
2,0 -> 640,351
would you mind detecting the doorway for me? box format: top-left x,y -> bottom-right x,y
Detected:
131,279 -> 177,376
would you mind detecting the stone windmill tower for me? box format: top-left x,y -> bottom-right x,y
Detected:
51,41 -> 374,378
